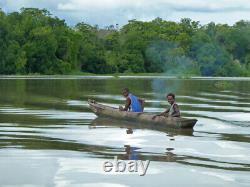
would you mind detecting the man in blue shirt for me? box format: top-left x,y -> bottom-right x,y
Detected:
119,88 -> 144,112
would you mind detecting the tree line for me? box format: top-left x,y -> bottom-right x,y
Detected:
0,8 -> 250,76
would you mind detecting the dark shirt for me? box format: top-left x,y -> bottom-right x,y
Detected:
169,103 -> 180,117
163,103 -> 180,117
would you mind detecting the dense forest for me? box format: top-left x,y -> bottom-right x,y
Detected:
0,8 -> 250,76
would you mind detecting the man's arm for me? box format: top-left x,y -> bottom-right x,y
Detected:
120,98 -> 131,111
152,108 -> 169,119
138,98 -> 145,111
159,108 -> 169,116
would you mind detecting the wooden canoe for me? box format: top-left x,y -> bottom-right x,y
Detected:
88,99 -> 197,129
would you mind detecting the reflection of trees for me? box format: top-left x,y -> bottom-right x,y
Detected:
0,79 -> 26,106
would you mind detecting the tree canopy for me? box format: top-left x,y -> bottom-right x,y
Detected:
0,8 -> 250,76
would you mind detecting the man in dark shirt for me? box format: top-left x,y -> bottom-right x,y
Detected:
153,93 -> 180,119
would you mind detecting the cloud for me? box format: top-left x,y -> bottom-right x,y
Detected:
1,0 -> 250,26
56,0 -> 250,12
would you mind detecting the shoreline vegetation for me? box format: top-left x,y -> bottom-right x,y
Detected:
1,8 -> 250,77
1,74 -> 250,79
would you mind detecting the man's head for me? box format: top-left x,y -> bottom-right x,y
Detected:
122,88 -> 130,97
166,93 -> 175,104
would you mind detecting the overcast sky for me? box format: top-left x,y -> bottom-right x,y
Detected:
1,0 -> 250,27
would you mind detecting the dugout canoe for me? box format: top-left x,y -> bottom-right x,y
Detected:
88,99 -> 197,129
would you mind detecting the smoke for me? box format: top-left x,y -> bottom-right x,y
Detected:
151,78 -> 167,100
151,77 -> 182,107
146,40 -> 198,106
145,40 -> 199,76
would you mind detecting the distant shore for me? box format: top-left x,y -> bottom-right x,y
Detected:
1,74 -> 250,80
1,8 -> 250,77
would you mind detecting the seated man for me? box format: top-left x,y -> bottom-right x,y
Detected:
153,93 -> 180,119
119,88 -> 144,112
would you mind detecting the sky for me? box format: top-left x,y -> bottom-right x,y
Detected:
1,0 -> 250,27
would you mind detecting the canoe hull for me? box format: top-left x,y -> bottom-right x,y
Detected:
91,117 -> 194,135
88,99 -> 197,129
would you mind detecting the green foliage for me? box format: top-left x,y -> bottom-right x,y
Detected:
0,8 -> 250,76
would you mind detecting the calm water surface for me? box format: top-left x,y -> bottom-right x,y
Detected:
0,76 -> 250,187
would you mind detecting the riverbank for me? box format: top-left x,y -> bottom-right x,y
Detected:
1,74 -> 250,81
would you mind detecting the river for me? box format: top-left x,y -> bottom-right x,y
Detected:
0,76 -> 250,187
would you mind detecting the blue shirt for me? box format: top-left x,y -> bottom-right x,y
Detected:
128,93 -> 143,112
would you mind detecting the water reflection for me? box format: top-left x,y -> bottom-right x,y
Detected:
90,117 -> 194,136
124,145 -> 140,160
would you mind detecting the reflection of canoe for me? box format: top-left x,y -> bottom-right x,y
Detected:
88,99 -> 197,129
90,117 -> 194,136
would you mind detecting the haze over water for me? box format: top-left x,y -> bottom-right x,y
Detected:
0,76 -> 250,187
